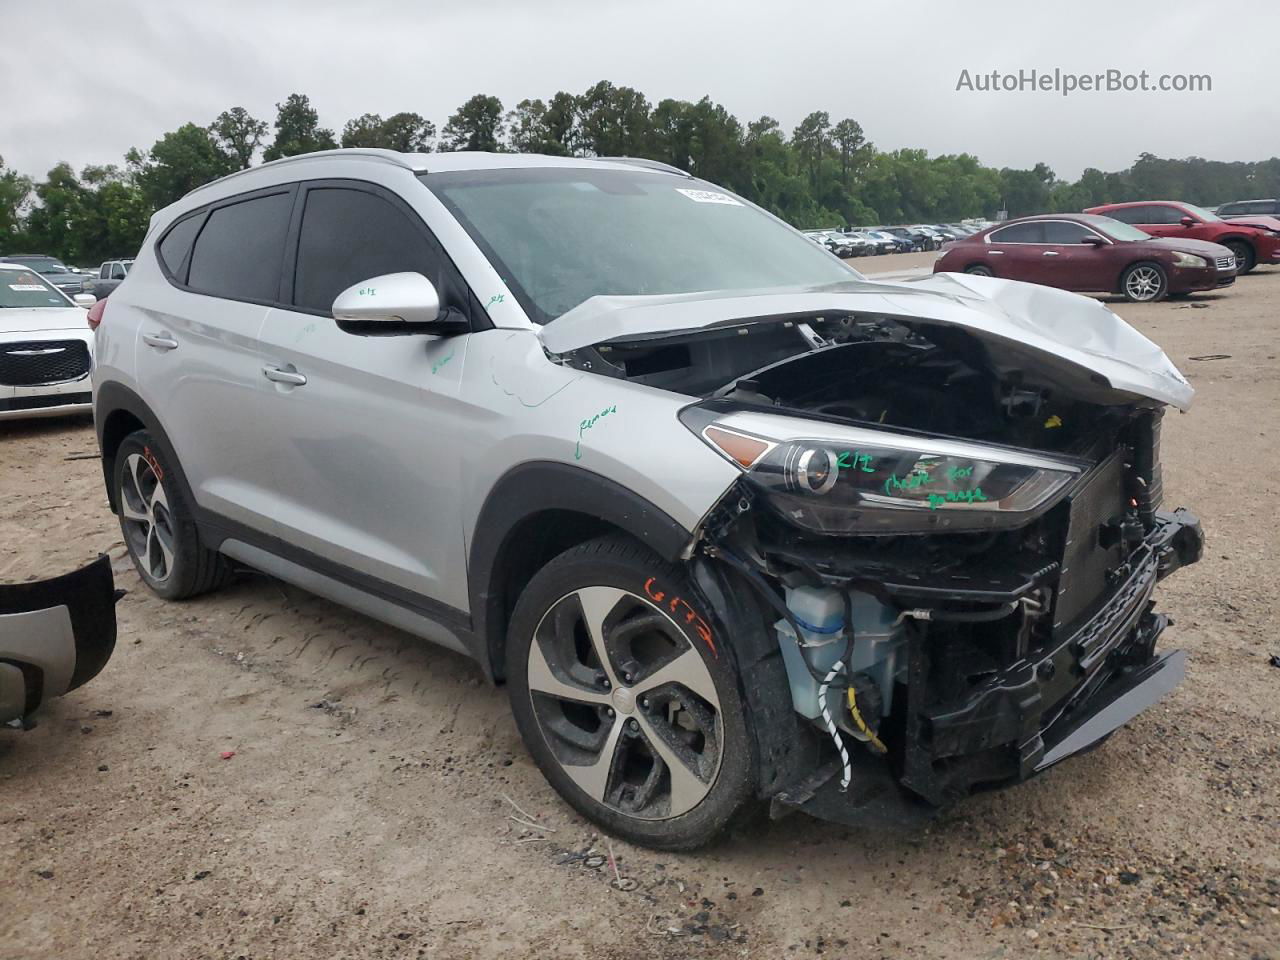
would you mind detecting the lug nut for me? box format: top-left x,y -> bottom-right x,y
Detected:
623,672 -> 633,683
606,707 -> 615,718
601,677 -> 611,689
640,698 -> 650,711
628,719 -> 639,731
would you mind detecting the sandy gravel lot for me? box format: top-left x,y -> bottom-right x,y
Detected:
2,261 -> 1277,959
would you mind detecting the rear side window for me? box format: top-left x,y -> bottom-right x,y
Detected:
158,215 -> 203,278
1105,206 -> 1144,224
187,192 -> 293,302
989,222 -> 1044,243
292,187 -> 439,313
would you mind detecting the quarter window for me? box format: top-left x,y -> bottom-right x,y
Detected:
159,215 -> 204,280
292,187 -> 440,314
186,192 -> 293,302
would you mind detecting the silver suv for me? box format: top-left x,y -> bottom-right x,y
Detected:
92,149 -> 1204,849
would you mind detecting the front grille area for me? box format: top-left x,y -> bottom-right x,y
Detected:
1053,451 -> 1129,636
0,340 -> 91,386
1216,255 -> 1235,271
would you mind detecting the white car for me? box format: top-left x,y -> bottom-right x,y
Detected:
0,262 -> 95,421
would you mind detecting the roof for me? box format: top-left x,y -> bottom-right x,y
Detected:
186,148 -> 689,198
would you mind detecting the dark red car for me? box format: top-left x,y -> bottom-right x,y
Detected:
1084,200 -> 1280,274
933,213 -> 1236,302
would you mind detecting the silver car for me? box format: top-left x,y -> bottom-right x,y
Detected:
92,149 -> 1203,850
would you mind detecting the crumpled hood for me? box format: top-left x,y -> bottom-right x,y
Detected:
539,274 -> 1194,410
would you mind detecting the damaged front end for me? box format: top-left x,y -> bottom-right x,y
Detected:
548,285 -> 1204,826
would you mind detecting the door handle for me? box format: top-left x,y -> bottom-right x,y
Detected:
263,364 -> 307,386
142,333 -> 178,350
1042,251 -> 1060,257
989,250 -> 1004,255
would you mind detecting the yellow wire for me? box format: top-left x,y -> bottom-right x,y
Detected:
847,685 -> 888,755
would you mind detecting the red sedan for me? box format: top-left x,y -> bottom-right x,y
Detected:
933,213 -> 1237,302
1084,200 -> 1280,274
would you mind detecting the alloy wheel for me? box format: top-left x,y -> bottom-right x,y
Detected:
1125,265 -> 1163,301
526,585 -> 722,820
119,452 -> 176,583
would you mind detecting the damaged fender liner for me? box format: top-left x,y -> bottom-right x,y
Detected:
771,508 -> 1203,823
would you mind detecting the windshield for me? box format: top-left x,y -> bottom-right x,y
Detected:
1183,203 -> 1221,223
9,257 -> 69,274
422,168 -> 855,323
1092,217 -> 1153,242
0,269 -> 72,308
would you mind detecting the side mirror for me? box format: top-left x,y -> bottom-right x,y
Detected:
1081,235 -> 1106,246
1180,216 -> 1196,227
73,293 -> 96,307
331,272 -> 468,337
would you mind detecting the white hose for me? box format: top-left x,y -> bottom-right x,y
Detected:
818,660 -> 852,792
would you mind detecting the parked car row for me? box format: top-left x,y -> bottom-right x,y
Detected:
805,221 -> 991,257
932,199 -> 1280,302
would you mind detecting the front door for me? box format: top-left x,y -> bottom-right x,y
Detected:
255,180 -> 475,612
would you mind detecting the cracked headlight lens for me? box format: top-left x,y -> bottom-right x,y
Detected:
696,423 -> 1081,535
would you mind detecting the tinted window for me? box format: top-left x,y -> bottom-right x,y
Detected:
187,192 -> 293,301
989,222 -> 1045,243
158,215 -> 203,278
109,263 -> 127,280
1129,205 -> 1185,225
292,187 -> 439,313
1043,221 -> 1100,244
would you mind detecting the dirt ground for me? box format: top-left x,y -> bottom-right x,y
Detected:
2,259 -> 1277,960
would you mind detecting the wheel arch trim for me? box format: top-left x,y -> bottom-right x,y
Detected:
468,461 -> 696,682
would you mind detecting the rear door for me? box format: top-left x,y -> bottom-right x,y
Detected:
985,221 -> 1046,280
255,180 -> 474,609
134,186 -> 295,535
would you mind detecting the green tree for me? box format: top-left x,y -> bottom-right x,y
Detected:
263,94 -> 337,161
341,112 -> 435,152
576,81 -> 651,157
211,107 -> 268,169
792,111 -> 832,185
441,95 -> 505,152
0,155 -> 33,250
127,122 -> 236,210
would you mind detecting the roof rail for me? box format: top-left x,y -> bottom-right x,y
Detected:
187,148 -> 415,197
593,156 -> 692,178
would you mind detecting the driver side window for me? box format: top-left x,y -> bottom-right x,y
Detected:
291,186 -> 448,314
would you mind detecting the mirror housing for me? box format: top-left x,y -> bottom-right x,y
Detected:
73,293 -> 96,307
1081,235 -> 1106,246
331,272 -> 468,336
1180,215 -> 1196,227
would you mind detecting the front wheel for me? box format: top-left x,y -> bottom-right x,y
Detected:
964,264 -> 994,277
1121,262 -> 1168,302
113,431 -> 231,600
506,536 -> 755,850
1226,240 -> 1255,275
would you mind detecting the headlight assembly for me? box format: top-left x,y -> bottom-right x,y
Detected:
692,416 -> 1083,535
1171,251 -> 1208,268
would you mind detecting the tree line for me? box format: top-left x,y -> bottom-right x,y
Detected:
4,84 -> 1279,266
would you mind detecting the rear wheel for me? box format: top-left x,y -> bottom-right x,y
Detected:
114,431 -> 231,600
964,264 -> 994,277
1121,262 -> 1168,302
506,536 -> 755,850
1225,240 -> 1255,275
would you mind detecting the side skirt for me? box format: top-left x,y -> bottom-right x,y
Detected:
217,538 -> 472,659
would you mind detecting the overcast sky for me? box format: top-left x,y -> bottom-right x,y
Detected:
3,0 -> 1276,181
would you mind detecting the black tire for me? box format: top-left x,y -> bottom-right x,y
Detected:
1225,240 -> 1255,275
506,535 -> 756,850
1120,261 -> 1168,302
113,430 -> 231,600
964,264 -> 994,277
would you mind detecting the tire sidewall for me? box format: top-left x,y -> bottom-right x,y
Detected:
113,431 -> 202,600
1122,261 -> 1168,302
1226,241 -> 1255,275
505,542 -> 756,850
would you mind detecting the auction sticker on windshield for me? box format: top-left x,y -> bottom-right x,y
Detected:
676,188 -> 742,205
